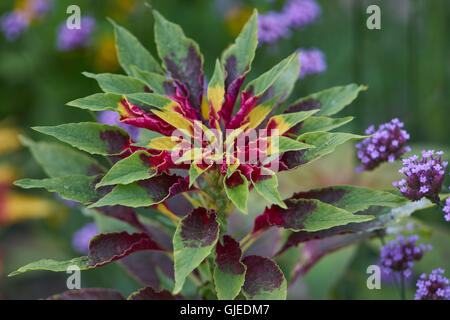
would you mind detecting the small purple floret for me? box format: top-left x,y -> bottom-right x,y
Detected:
72,222 -> 98,254
379,234 -> 431,278
282,0 -> 321,29
415,268 -> 450,300
356,118 -> 410,171
393,150 -> 447,202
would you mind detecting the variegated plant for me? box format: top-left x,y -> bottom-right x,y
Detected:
11,11 -> 413,300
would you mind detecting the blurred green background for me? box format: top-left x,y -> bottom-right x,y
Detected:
0,0 -> 448,299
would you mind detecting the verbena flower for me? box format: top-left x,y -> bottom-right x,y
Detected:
72,222 -> 98,254
282,0 -> 321,29
356,118 -> 410,171
380,234 -> 431,278
29,0 -> 52,17
443,196 -> 450,222
98,110 -> 140,140
393,150 -> 447,202
415,268 -> 450,300
257,11 -> 290,44
1,11 -> 29,41
57,16 -> 96,51
298,48 -> 326,78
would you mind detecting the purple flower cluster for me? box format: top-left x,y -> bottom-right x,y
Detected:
1,11 -> 29,41
393,150 -> 447,202
356,118 -> 410,172
257,12 -> 290,44
1,0 -> 52,41
258,0 -> 320,44
72,222 -> 98,254
443,197 -> 450,222
98,110 -> 140,140
298,48 -> 327,78
57,16 -> 96,51
415,269 -> 450,300
380,235 -> 431,278
282,0 -> 322,29
29,0 -> 52,17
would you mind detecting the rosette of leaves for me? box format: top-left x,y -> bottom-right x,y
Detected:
11,10 -> 412,300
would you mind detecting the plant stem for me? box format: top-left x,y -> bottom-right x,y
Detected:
400,273 -> 406,300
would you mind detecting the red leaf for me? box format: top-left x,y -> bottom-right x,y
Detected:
88,232 -> 165,267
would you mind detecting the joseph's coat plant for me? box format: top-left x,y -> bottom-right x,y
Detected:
9,10 -> 444,300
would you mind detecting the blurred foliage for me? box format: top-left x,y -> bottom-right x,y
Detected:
0,0 -> 448,299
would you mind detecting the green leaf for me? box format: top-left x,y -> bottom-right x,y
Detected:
252,171 -> 286,209
14,175 -> 102,204
262,54 -> 300,105
33,122 -> 130,156
242,256 -> 287,300
259,199 -> 374,232
88,173 -> 184,208
129,66 -> 175,95
83,72 -> 147,94
153,10 -> 204,108
290,84 -> 367,116
109,19 -> 163,75
213,235 -> 246,300
270,136 -> 315,154
292,185 -> 408,213
221,9 -> 258,83
224,172 -> 249,214
9,257 -> 91,277
297,116 -> 353,135
19,135 -> 104,177
126,92 -> 178,110
96,150 -> 157,187
244,53 -> 298,98
287,132 -> 365,167
173,208 -> 219,294
67,93 -> 122,112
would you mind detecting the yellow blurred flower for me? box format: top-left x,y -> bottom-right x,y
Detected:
93,34 -> 119,72
0,127 -> 21,155
107,0 -> 137,23
224,6 -> 254,37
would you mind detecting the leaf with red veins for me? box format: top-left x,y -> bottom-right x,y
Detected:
47,288 -> 125,300
88,231 -> 166,267
242,255 -> 287,300
118,98 -> 176,136
227,91 -> 259,129
128,287 -> 175,300
220,10 -> 258,125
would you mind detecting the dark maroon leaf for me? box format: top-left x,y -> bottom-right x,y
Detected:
180,207 -> 218,248
47,288 -> 124,300
215,235 -> 245,275
95,206 -> 150,233
128,286 -> 175,300
290,231 -> 380,284
276,207 -> 390,256
242,255 -> 286,299
120,251 -> 174,288
88,232 -> 165,267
